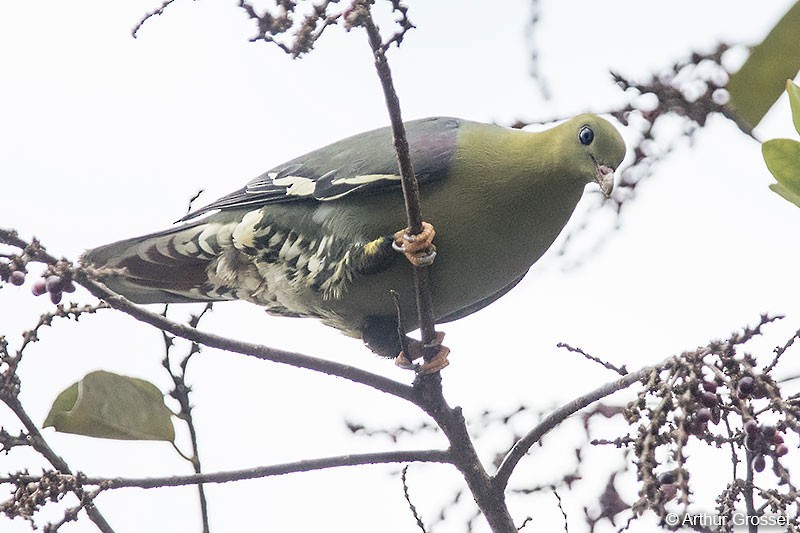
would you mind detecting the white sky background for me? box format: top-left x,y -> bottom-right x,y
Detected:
2,1 -> 800,532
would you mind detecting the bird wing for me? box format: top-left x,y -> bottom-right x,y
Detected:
181,117 -> 462,221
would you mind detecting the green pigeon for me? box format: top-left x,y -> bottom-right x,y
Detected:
82,114 -> 626,372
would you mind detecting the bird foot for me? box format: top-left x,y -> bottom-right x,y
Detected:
392,222 -> 437,267
394,331 -> 449,374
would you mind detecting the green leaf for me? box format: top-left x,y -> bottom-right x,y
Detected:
763,138 -> 800,196
788,79 -> 800,135
44,370 -> 175,442
727,0 -> 800,131
770,182 -> 800,208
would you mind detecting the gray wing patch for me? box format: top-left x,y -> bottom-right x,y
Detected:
180,117 -> 461,221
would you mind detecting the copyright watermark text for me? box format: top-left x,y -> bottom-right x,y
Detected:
665,512 -> 789,528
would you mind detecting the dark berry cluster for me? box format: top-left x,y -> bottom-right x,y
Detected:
31,275 -> 76,304
744,420 -> 789,472
685,380 -> 722,437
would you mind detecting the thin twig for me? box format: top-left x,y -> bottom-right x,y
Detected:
557,342 -> 628,376
1,450 -> 452,489
764,325 -> 800,374
553,488 -> 568,532
132,0 -> 180,38
161,304 -> 211,533
401,466 -> 427,533
744,452 -> 757,533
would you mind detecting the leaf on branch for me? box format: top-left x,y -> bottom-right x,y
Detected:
726,0 -> 800,131
788,79 -> 800,135
43,370 -> 175,442
769,182 -> 800,208
763,138 -> 800,205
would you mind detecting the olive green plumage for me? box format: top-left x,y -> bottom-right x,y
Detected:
82,114 -> 626,357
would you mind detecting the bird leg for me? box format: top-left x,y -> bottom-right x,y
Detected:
394,331 -> 449,374
392,222 -> 437,267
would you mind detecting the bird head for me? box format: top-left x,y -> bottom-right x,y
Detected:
558,114 -> 626,198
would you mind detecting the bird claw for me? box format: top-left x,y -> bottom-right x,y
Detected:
393,222 -> 437,267
394,331 -> 449,374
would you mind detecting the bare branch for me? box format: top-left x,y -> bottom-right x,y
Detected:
1,450 -> 452,489
344,2 -> 439,364
494,362 -> 659,491
0,227 -> 416,399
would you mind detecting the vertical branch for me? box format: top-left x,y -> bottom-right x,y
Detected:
162,304 -> 213,533
347,3 -> 438,356
346,4 -> 516,531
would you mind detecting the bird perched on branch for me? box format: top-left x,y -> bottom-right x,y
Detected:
82,115 -> 625,373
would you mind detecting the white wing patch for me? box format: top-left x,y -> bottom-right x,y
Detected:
272,175 -> 316,197
330,174 -> 401,186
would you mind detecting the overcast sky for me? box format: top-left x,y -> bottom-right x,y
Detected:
2,1 -> 800,532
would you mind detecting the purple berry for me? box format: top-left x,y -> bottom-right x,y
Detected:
744,420 -> 760,435
661,483 -> 677,501
772,433 -> 784,445
697,408 -> 712,423
9,271 -> 25,286
45,275 -> 64,294
753,454 -> 766,472
738,377 -> 755,397
776,444 -> 789,457
50,291 -> 62,304
700,391 -> 717,408
32,279 -> 47,296
63,281 -> 76,293
702,380 -> 717,393
658,472 -> 676,485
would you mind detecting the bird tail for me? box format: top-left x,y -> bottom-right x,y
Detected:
81,220 -> 234,305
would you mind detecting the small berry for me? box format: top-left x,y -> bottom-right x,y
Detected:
50,291 -> 62,304
776,444 -> 789,457
744,420 -> 759,434
63,281 -> 76,293
753,454 -> 766,472
32,279 -> 47,296
45,275 -> 64,294
660,483 -> 677,502
702,380 -> 717,393
711,408 -> 721,425
738,377 -> 755,396
697,408 -> 712,423
9,271 -> 25,286
772,433 -> 784,445
700,391 -> 717,408
658,472 -> 676,485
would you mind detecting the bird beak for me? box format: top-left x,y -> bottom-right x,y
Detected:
594,163 -> 615,198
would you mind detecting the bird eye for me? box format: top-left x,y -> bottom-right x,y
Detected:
579,126 -> 594,145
